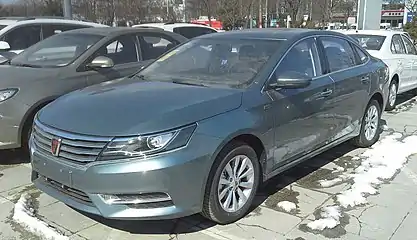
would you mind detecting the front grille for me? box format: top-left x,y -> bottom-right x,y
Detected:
32,119 -> 112,163
40,175 -> 93,205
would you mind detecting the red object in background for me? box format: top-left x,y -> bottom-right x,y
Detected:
191,19 -> 223,30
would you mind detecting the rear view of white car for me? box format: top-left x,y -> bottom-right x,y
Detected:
344,30 -> 417,110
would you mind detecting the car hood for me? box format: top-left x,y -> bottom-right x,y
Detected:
38,78 -> 243,136
0,65 -> 58,86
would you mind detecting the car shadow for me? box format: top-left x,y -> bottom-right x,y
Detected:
0,149 -> 30,165
72,138 -> 370,235
394,89 -> 417,106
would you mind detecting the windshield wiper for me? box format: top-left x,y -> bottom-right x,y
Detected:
172,80 -> 207,87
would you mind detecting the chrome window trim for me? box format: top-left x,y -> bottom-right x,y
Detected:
261,34 -> 371,93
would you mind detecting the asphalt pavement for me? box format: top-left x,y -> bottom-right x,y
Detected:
1,91 -> 417,240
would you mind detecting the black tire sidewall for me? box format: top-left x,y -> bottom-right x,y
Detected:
207,143 -> 260,224
358,100 -> 382,146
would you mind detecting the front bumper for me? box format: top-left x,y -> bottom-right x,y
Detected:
0,99 -> 30,150
31,132 -> 220,220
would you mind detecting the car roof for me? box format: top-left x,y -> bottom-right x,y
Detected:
0,17 -> 106,27
336,29 -> 407,37
196,28 -> 346,41
59,27 -> 187,39
132,22 -> 218,31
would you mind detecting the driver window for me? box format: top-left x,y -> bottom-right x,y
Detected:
274,38 -> 320,79
93,35 -> 138,65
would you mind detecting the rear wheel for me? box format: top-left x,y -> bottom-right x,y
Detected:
352,100 -> 381,148
201,142 -> 260,224
385,80 -> 398,111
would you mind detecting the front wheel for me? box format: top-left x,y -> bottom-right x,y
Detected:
352,99 -> 382,148
201,142 -> 260,224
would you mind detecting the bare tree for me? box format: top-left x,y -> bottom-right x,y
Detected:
406,0 -> 417,14
284,0 -> 302,25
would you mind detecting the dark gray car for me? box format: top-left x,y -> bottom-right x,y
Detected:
0,27 -> 186,150
30,29 -> 390,224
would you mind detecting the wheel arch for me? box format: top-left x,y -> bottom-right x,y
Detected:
18,96 -> 57,145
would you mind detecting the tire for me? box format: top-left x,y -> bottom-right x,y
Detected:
352,99 -> 382,148
201,141 -> 260,224
20,122 -> 33,154
385,80 -> 398,111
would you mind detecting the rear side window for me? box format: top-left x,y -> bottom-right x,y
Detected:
391,34 -> 406,54
353,45 -> 369,64
173,26 -> 216,39
320,36 -> 357,72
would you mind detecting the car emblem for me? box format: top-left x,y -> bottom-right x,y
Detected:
51,138 -> 62,156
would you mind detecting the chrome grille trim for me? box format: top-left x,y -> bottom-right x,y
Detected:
40,175 -> 93,205
32,119 -> 112,163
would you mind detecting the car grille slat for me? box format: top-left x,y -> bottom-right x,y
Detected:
32,120 -> 111,163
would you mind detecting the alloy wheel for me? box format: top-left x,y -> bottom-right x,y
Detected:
364,105 -> 379,141
217,155 -> 255,213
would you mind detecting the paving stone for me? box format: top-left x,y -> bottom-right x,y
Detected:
37,201 -> 97,233
347,204 -> 411,239
0,166 -> 32,193
233,205 -> 302,235
390,204 -> 417,240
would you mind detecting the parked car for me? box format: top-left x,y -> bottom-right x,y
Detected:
30,29 -> 389,224
0,17 -> 108,54
340,30 -> 417,110
132,22 -> 218,39
0,27 -> 186,151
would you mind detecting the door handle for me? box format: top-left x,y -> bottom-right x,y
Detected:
361,75 -> 370,84
320,89 -> 333,97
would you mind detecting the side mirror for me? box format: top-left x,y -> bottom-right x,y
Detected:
86,56 -> 114,70
0,41 -> 11,51
269,71 -> 312,89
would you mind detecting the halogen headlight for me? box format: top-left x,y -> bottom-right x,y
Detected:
98,123 -> 197,161
0,88 -> 18,102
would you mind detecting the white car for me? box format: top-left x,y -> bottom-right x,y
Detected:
132,22 -> 218,39
0,17 -> 107,54
339,30 -> 417,110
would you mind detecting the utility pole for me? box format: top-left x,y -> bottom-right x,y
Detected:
63,0 -> 72,19
250,4 -> 254,28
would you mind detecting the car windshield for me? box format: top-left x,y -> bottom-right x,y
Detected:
348,34 -> 386,50
136,38 -> 284,88
11,33 -> 103,68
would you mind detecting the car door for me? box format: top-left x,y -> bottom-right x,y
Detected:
84,34 -> 142,86
267,37 -> 336,169
391,34 -> 411,91
318,36 -> 371,142
401,34 -> 417,90
2,24 -> 41,54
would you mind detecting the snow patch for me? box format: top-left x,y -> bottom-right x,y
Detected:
307,206 -> 342,231
332,166 -> 345,173
337,133 -> 417,208
277,201 -> 297,212
318,176 -> 345,188
13,194 -> 68,240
